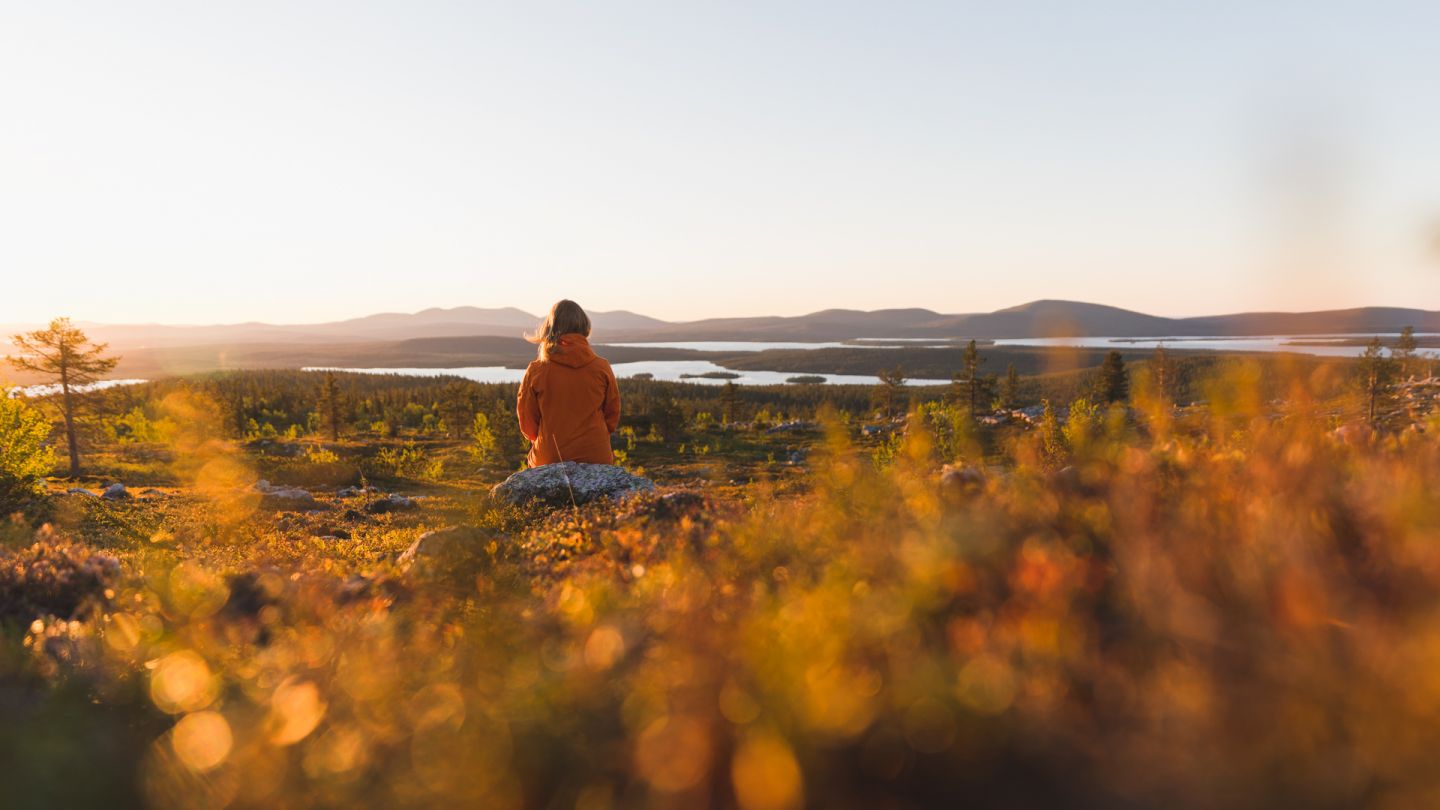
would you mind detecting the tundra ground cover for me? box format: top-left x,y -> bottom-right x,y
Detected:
2,361 -> 1438,808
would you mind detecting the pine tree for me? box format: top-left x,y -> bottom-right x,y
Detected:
318,371 -> 342,441
873,366 -> 907,420
996,363 -> 1020,411
1358,336 -> 1398,426
7,318 -> 119,477
1151,344 -> 1173,404
648,390 -> 686,441
1394,326 -> 1418,380
949,341 -> 996,419
1094,350 -> 1130,404
720,381 -> 740,426
438,381 -> 481,439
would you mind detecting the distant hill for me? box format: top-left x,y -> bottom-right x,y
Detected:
1174,307 -> 1440,336
9,301 -> 1440,356
58,307 -> 667,349
937,300 -> 1179,339
601,300 -> 1440,341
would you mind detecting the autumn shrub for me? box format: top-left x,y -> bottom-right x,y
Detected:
0,538 -> 119,624
7,365 -> 1440,808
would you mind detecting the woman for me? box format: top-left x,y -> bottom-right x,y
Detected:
516,300 -> 621,467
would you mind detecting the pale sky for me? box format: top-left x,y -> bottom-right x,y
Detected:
3,1 -> 1439,325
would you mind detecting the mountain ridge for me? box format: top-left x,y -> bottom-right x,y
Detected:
7,300 -> 1439,348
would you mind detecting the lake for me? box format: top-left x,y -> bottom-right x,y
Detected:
9,379 -> 149,398
13,334 -> 1424,396
305,361 -> 952,386
599,339 -> 953,352
991,334 -> 1437,358
603,335 -> 1433,358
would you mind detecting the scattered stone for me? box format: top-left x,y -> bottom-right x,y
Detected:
66,487 -> 97,498
366,494 -> 417,514
493,462 -> 656,507
766,420 -> 819,434
255,480 -> 321,511
1013,405 -> 1047,424
101,483 -> 130,500
1052,465 -> 1105,497
336,573 -> 407,604
336,485 -> 378,499
939,465 -> 986,498
398,525 -> 493,568
1332,423 -> 1374,448
247,440 -> 303,457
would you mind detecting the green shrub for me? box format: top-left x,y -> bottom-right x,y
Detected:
914,400 -> 978,464
0,394 -> 56,512
1063,397 -> 1100,455
367,442 -> 443,482
468,412 -> 498,464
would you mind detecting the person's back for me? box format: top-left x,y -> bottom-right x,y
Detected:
516,301 -> 621,467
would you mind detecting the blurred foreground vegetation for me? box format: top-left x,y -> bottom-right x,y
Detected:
2,350 -> 1439,808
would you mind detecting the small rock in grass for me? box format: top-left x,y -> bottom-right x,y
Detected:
254,480 -> 321,511
366,494 -> 417,514
398,526 -> 492,568
336,485 -> 378,499
939,465 -> 986,498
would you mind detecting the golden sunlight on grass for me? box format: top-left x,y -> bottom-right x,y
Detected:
4,355 -> 1440,807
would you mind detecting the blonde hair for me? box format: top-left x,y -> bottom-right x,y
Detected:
526,299 -> 592,360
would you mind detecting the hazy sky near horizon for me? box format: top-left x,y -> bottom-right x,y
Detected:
3,1 -> 1439,326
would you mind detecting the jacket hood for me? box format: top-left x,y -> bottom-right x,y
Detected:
548,333 -> 599,368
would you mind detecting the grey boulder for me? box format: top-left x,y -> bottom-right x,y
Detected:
493,462 -> 656,507
101,483 -> 131,500
254,480 -> 321,511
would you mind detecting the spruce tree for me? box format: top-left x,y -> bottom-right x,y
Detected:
720,381 -> 740,426
997,363 -> 1020,411
1095,350 -> 1130,404
949,340 -> 996,419
318,371 -> 342,441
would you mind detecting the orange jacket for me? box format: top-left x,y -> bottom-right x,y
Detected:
516,334 -> 621,467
